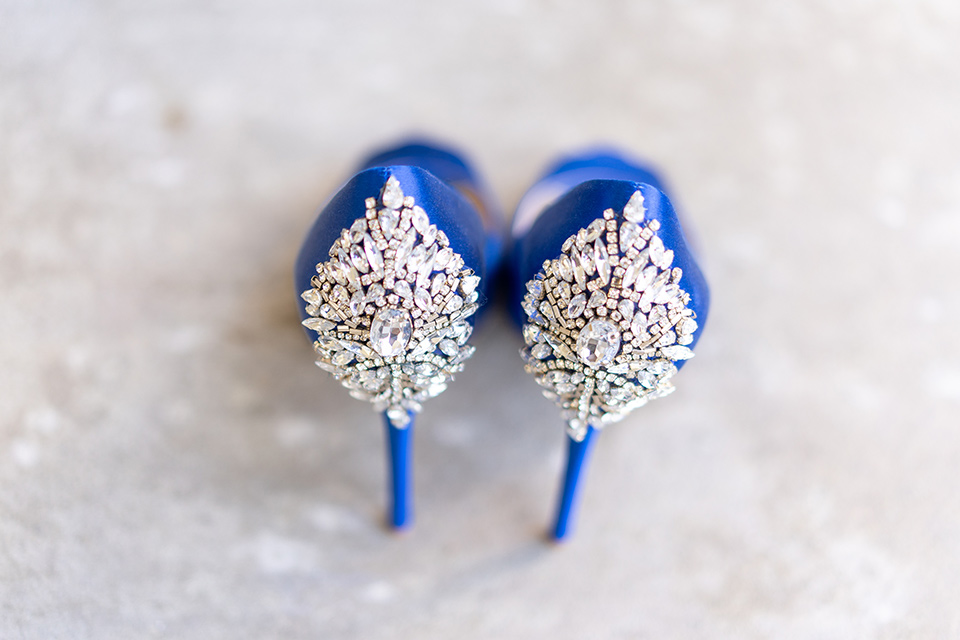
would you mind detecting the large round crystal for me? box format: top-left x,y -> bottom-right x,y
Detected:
369,308 -> 412,357
576,319 -> 621,368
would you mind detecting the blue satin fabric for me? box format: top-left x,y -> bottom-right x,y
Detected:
509,152 -> 710,368
295,164 -> 490,330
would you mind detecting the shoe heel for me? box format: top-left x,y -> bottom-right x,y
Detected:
510,148 -> 709,540
296,140 -> 504,530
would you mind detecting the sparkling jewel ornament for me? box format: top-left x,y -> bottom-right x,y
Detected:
518,190 -> 698,441
300,176 -> 481,428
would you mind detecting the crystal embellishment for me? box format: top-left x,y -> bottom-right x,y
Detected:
300,175 -> 481,428
518,187 -> 699,441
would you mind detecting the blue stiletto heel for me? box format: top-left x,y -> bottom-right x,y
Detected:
296,140 -> 503,530
510,149 -> 710,541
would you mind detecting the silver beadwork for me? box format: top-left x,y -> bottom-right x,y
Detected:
518,188 -> 697,441
301,176 -> 480,428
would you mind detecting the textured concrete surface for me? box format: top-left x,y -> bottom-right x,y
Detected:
2,1 -> 959,638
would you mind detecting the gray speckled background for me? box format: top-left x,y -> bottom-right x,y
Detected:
2,1 -> 959,638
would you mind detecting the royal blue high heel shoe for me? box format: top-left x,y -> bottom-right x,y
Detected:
295,140 -> 504,529
509,149 -> 710,540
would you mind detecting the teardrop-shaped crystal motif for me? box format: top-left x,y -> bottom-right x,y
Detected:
438,339 -> 458,357
588,290 -> 607,308
460,275 -> 480,295
431,273 -> 445,297
369,307 -> 412,357
363,234 -> 383,275
446,294 -> 464,313
364,282 -> 385,304
648,236 -> 665,267
394,280 -> 412,299
381,176 -> 404,210
331,284 -> 349,306
594,240 -> 611,285
414,287 -> 432,311
301,289 -> 321,305
324,260 -> 342,285
630,311 -> 647,337
379,208 -> 399,238
349,218 -> 367,242
319,303 -> 337,319
618,298 -> 635,321
411,206 -> 429,234
434,247 -> 453,269
422,225 -> 437,247
350,245 -> 369,273
623,190 -> 645,222
677,317 -> 698,336
567,293 -> 586,318
349,291 -> 365,316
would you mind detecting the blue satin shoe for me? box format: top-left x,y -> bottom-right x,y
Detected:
295,140 -> 504,530
510,149 -> 710,540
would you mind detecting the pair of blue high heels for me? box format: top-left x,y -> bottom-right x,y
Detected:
295,140 -> 709,541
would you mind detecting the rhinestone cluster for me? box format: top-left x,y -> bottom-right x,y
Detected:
301,176 -> 481,428
519,189 -> 698,441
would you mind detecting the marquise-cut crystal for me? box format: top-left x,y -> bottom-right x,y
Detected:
594,240 -> 611,285
395,230 -> 416,267
350,245 -> 369,273
369,308 -> 412,357
579,248 -> 596,275
567,293 -> 586,318
302,317 -> 334,332
407,245 -> 426,272
576,319 -> 621,367
363,234 -> 383,275
558,255 -> 574,282
411,206 -> 429,233
660,345 -> 695,360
